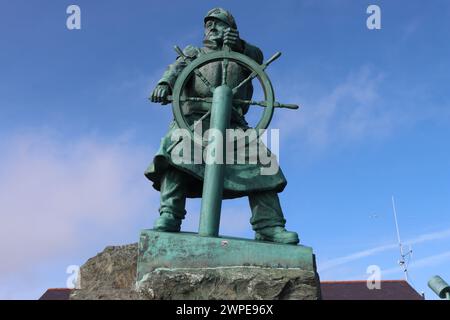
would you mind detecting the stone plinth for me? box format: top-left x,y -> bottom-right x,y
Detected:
69,231 -> 321,300
136,230 -> 321,300
136,265 -> 320,300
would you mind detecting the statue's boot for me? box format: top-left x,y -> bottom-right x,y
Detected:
249,191 -> 299,245
154,212 -> 183,232
255,226 -> 299,245
153,168 -> 187,232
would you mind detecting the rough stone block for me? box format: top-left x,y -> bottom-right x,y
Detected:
136,230 -> 321,299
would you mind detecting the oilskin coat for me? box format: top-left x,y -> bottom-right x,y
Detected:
145,41 -> 287,199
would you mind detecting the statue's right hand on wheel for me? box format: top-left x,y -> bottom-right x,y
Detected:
150,84 -> 171,105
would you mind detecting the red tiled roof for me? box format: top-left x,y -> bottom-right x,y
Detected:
39,280 -> 424,300
39,288 -> 73,300
320,280 -> 424,300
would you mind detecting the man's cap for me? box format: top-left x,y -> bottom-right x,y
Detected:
204,8 -> 237,29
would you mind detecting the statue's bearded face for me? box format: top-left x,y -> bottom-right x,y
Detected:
204,18 -> 228,43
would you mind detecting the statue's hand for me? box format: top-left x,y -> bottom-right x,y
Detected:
223,27 -> 242,51
150,84 -> 171,105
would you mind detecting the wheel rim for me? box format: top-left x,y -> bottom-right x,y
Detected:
171,50 -> 275,146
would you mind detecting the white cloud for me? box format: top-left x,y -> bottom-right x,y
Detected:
273,66 -> 394,149
0,129 -> 256,298
0,130 -> 157,279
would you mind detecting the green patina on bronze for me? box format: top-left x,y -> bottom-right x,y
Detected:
144,41 -> 285,199
137,230 -> 317,283
136,9 -> 321,298
145,7 -> 301,244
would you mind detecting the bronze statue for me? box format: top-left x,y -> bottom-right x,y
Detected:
145,8 -> 299,245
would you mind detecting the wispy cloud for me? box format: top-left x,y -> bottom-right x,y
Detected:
382,250 -> 450,276
405,228 -> 450,246
319,227 -> 450,272
319,243 -> 398,272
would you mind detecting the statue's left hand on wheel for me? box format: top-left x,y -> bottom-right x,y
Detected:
150,84 -> 171,105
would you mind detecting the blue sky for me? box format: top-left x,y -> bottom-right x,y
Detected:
0,0 -> 449,299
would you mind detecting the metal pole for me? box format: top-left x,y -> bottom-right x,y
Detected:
392,195 -> 409,282
198,85 -> 232,237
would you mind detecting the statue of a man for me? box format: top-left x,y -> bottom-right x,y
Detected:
146,8 -> 299,244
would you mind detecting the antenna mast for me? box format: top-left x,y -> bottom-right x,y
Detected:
391,195 -> 412,282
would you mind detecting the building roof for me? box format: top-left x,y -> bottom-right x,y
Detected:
39,280 -> 424,300
39,288 -> 73,300
320,280 -> 424,300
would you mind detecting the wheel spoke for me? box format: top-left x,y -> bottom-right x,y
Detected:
192,110 -> 211,133
232,72 -> 255,94
221,58 -> 229,86
197,110 -> 211,123
233,99 -> 299,109
174,96 -> 212,103
232,52 -> 282,95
